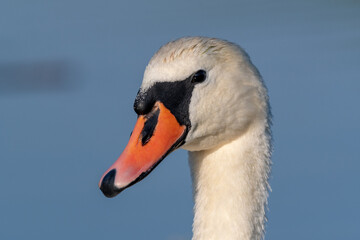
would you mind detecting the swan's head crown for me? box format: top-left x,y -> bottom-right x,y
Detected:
139,37 -> 269,151
142,37 -> 230,89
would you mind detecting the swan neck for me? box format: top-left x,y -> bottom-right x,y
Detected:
188,123 -> 271,240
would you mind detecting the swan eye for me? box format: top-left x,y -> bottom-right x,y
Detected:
191,70 -> 206,83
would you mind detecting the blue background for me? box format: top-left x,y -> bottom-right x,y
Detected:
1,0 -> 359,239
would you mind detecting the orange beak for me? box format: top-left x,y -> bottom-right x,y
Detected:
99,101 -> 186,197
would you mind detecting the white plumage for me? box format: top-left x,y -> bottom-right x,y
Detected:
140,37 -> 272,240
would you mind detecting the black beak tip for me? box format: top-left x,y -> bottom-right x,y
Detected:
99,169 -> 122,198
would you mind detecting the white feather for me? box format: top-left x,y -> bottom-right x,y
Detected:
140,37 -> 272,240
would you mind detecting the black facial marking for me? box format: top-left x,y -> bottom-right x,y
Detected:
141,108 -> 160,145
134,70 -> 206,131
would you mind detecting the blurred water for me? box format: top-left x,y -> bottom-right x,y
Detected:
0,0 -> 359,239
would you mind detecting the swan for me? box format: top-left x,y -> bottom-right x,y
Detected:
99,37 -> 272,240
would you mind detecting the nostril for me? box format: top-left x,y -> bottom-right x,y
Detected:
100,169 -> 120,198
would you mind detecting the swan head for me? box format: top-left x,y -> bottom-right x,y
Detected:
99,37 -> 269,197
